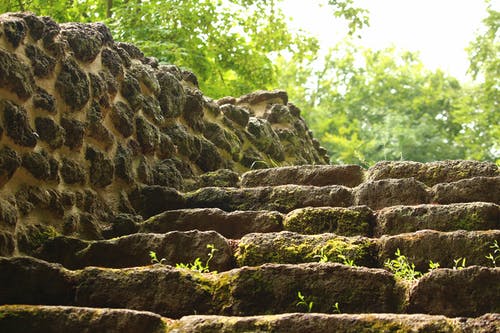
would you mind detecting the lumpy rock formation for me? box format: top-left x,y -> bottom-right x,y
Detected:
1,13 -> 499,332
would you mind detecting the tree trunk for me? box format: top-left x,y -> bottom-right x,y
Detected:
107,0 -> 113,18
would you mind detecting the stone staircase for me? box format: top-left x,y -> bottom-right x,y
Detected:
1,160 -> 499,332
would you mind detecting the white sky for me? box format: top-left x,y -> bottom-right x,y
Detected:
281,0 -> 497,81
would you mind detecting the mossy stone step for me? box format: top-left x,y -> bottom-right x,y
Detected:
2,306 -> 498,333
235,230 -> 500,271
183,177 -> 499,215
367,160 -> 499,187
140,208 -> 283,239
185,185 -> 353,213
167,313 -> 500,333
0,305 -> 166,333
283,206 -> 373,236
27,230 -> 233,271
375,202 -> 499,236
1,257 -> 498,318
240,165 -> 365,187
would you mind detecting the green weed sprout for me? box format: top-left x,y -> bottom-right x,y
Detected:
314,246 -> 356,266
296,291 -> 314,313
453,257 -> 466,270
313,247 -> 329,263
332,302 -> 341,314
485,240 -> 500,267
428,260 -> 440,272
149,251 -> 166,264
384,248 -> 422,281
176,244 -> 218,273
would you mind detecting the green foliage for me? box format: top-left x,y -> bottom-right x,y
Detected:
332,302 -> 341,314
296,291 -> 314,313
384,249 -> 422,281
428,260 -> 441,272
485,240 -> 500,267
149,251 -> 166,265
452,257 -> 467,270
176,244 -> 218,273
313,245 -> 357,266
0,0 -> 367,98
278,43 -> 490,165
149,244 -> 218,273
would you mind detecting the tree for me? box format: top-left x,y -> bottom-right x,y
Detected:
1,0 -> 368,98
278,43 -> 472,166
458,2 -> 499,163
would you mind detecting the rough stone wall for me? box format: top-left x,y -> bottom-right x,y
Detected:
0,13 -> 328,246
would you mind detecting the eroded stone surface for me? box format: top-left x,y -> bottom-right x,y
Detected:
166,313 -> 473,333
432,177 -> 500,205
377,230 -> 500,271
284,206 -> 374,236
375,203 -> 500,236
236,231 -> 377,268
32,230 -> 233,271
0,305 -> 166,333
186,185 -> 353,213
408,266 -> 500,317
241,165 -> 365,187
368,160 -> 499,186
216,263 -> 401,315
354,178 -> 430,210
140,208 -> 283,239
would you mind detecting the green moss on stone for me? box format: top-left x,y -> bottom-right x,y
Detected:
284,207 -> 372,236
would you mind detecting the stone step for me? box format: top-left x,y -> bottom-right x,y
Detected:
0,305 -> 167,333
23,229 -> 500,272
168,313 -> 500,333
136,202 -> 498,240
374,202 -> 499,236
185,184 -> 353,213
140,208 -> 284,239
238,160 -> 499,188
240,165 -> 365,187
236,230 -> 500,271
27,230 -> 234,271
182,177 -> 499,214
1,306 -> 498,333
1,257 -> 498,318
367,160 -> 499,187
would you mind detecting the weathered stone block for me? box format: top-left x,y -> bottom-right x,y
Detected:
375,202 -> 500,236
354,178 -> 430,210
432,177 -> 500,205
409,266 -> 500,317
140,208 -> 283,239
284,206 -> 374,236
368,160 -> 499,186
241,165 -> 365,187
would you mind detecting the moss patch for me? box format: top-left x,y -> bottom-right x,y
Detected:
235,232 -> 377,267
284,206 -> 373,236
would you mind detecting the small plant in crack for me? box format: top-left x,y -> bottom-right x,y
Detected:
485,240 -> 500,267
176,244 -> 218,273
296,291 -> 314,313
332,302 -> 341,314
453,257 -> 466,270
314,246 -> 357,266
428,260 -> 440,272
149,251 -> 166,264
384,248 -> 422,281
313,247 -> 329,263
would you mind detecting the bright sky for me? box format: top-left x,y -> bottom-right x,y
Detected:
281,0 -> 496,81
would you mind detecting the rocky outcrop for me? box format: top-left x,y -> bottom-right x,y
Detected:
0,12 -> 327,242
